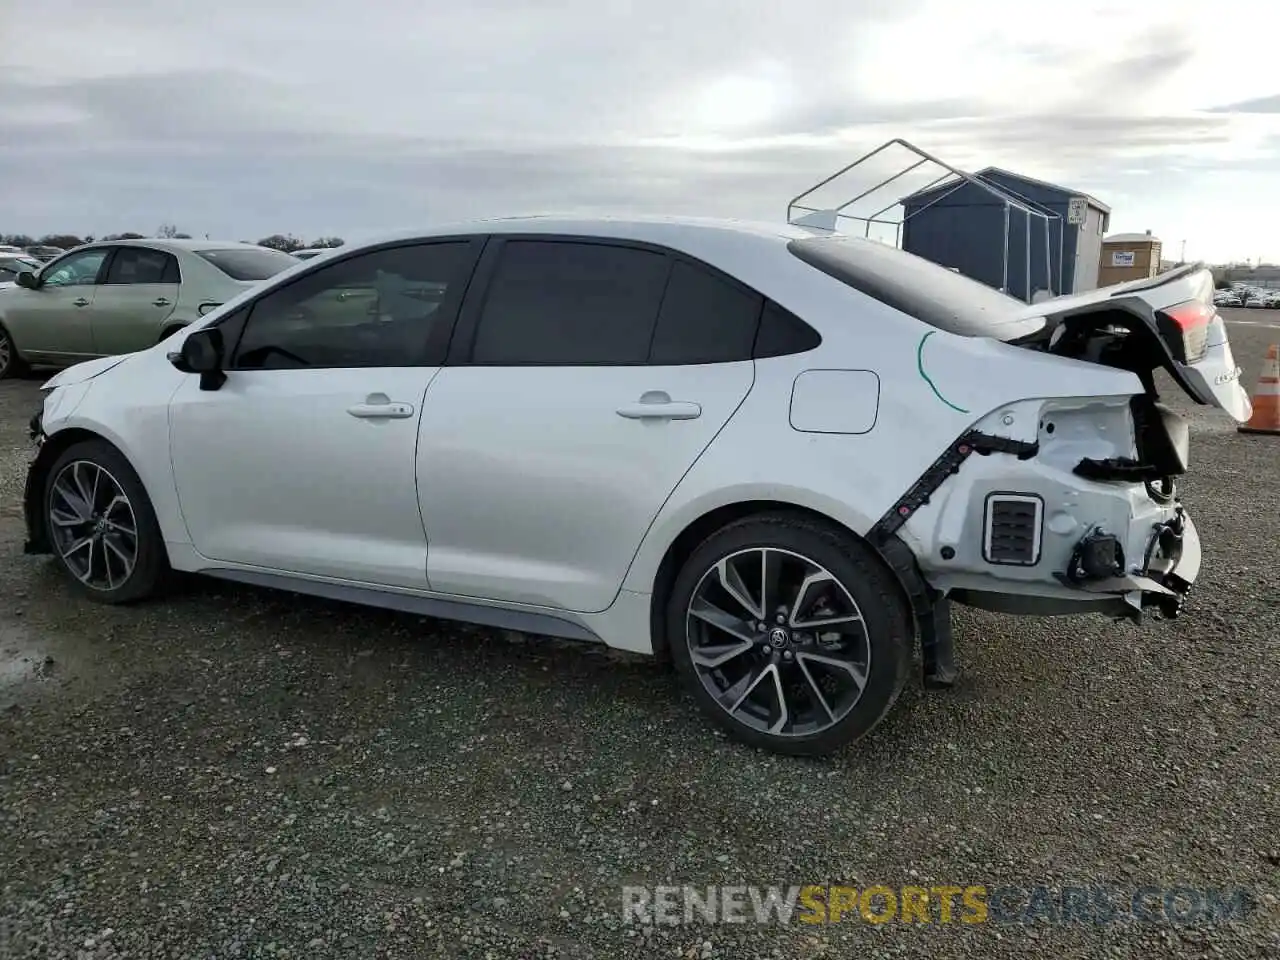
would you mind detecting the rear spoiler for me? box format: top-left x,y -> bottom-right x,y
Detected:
1105,261 -> 1207,298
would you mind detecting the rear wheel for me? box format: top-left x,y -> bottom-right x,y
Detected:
0,323 -> 29,379
43,439 -> 169,603
667,513 -> 912,757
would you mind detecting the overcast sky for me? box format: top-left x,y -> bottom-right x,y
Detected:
2,0 -> 1278,263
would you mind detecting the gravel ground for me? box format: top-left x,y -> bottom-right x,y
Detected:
2,312 -> 1279,959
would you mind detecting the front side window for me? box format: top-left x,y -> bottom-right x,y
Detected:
103,247 -> 180,285
229,241 -> 474,370
470,240 -> 671,365
40,249 -> 108,288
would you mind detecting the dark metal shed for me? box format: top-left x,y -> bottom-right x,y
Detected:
900,167 -> 1111,299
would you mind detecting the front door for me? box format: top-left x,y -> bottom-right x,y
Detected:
4,247 -> 109,360
92,246 -> 180,355
168,238 -> 482,588
419,239 -> 762,614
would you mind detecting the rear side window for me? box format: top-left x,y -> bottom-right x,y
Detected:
787,235 -> 1041,340
471,241 -> 671,364
648,260 -> 763,364
104,247 -> 180,284
195,247 -> 300,281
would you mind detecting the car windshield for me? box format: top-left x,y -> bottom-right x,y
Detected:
787,234 -> 1046,340
194,247 -> 301,281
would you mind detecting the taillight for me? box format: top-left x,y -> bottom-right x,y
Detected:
1155,299 -> 1213,364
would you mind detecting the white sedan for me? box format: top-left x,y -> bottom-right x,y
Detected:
21,216 -> 1247,755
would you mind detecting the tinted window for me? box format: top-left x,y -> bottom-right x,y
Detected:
649,260 -> 763,364
787,235 -> 1044,340
230,242 -> 472,370
754,301 -> 822,358
195,247 -> 301,281
104,247 -> 179,284
471,241 -> 671,365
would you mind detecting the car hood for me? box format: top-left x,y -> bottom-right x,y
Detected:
41,353 -> 136,390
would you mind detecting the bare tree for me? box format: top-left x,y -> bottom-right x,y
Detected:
256,233 -> 306,253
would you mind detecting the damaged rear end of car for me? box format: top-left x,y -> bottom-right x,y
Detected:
790,235 -> 1248,626
921,264 -> 1245,622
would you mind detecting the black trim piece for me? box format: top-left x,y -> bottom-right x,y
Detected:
874,536 -> 955,688
981,492 -> 1043,566
868,430 -> 1039,545
23,443 -> 54,555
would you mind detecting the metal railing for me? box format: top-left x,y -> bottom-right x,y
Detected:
786,138 -> 1062,303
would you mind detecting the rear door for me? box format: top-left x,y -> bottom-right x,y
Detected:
91,246 -> 181,355
417,237 -> 760,613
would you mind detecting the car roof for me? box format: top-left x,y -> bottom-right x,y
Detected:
84,238 -> 275,254
343,215 -> 820,253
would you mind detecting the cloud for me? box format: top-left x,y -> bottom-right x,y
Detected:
1,0 -> 1280,262
1209,94 -> 1280,114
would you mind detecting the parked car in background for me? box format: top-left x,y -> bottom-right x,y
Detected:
0,239 -> 300,378
25,245 -> 66,262
0,255 -> 44,284
0,244 -> 29,256
292,248 -> 329,261
21,216 -> 1246,755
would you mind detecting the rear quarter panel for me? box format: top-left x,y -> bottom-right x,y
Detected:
620,259 -> 1143,595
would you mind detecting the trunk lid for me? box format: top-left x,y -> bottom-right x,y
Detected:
1013,264 -> 1251,423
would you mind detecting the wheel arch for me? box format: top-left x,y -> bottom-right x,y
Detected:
24,428 -> 150,555
0,315 -> 28,362
646,500 -> 929,663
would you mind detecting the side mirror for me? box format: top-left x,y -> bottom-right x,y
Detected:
15,271 -> 36,289
168,327 -> 227,390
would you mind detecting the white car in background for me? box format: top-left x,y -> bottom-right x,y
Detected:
21,216 -> 1248,755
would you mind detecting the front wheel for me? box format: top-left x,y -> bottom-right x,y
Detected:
43,439 -> 169,603
667,513 -> 912,757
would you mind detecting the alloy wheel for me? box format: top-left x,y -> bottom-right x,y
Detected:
47,460 -> 140,592
685,547 -> 871,738
0,327 -> 11,374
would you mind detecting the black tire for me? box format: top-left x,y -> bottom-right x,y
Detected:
0,322 -> 30,380
42,439 -> 169,603
667,512 -> 912,757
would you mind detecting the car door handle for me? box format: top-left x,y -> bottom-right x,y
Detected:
347,395 -> 415,419
616,391 -> 702,421
73,297 -> 89,307
152,297 -> 171,307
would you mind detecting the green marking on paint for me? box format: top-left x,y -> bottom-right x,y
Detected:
916,331 -> 970,414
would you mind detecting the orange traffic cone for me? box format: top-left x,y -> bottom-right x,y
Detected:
1238,344 -> 1280,435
